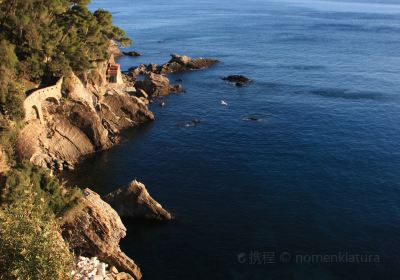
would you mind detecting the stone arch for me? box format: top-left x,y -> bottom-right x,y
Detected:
23,77 -> 63,124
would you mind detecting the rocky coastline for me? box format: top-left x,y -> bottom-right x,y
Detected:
14,46 -> 218,279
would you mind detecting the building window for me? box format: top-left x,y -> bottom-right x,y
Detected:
109,76 -> 117,83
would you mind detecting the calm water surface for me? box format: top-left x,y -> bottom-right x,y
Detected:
70,0 -> 400,278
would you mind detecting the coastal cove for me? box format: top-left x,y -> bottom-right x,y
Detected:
66,0 -> 400,279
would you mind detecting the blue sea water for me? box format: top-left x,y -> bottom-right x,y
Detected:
72,0 -> 400,278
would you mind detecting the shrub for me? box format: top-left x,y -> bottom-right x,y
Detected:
0,127 -> 18,167
1,161 -> 82,216
0,188 -> 74,280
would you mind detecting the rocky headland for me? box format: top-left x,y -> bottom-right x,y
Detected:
62,188 -> 143,279
14,46 -> 218,279
17,63 -> 154,171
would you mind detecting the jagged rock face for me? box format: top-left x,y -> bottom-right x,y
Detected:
68,73 -> 97,109
17,82 -> 154,169
104,180 -> 172,221
99,94 -> 154,132
62,188 -> 142,280
68,103 -> 111,150
17,117 -> 95,169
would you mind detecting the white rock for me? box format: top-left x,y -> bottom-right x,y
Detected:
97,263 -> 106,277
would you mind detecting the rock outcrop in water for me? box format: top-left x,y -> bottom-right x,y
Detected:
104,180 -> 172,221
128,54 -> 218,98
222,75 -> 251,87
158,54 -> 219,74
123,51 -> 141,57
62,189 -> 142,280
129,54 -> 219,77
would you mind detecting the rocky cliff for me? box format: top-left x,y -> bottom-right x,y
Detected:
17,61 -> 154,170
62,188 -> 142,280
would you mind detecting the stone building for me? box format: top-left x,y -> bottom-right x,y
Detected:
107,54 -> 123,84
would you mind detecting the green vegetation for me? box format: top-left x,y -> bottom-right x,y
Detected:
1,161 -> 82,216
0,162 -> 82,279
0,0 -> 131,120
0,1 -> 128,277
0,183 -> 74,280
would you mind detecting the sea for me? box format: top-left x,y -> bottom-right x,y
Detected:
69,0 -> 400,278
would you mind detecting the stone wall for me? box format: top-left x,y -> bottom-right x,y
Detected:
24,77 -> 63,123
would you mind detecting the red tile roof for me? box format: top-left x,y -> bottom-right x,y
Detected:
107,63 -> 120,76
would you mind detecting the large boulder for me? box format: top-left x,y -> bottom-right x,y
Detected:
136,72 -> 171,97
62,188 -> 142,280
104,180 -> 172,221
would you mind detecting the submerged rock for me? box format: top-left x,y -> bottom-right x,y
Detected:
177,118 -> 201,128
242,116 -> 263,121
62,189 -> 142,280
104,180 -> 172,221
169,83 -> 184,93
222,75 -> 251,86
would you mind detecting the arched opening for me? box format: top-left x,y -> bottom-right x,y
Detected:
44,97 -> 59,105
31,105 -> 40,120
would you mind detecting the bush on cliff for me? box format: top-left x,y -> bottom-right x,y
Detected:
0,40 -> 25,121
0,186 -> 74,280
0,161 -> 82,216
0,162 -> 82,279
